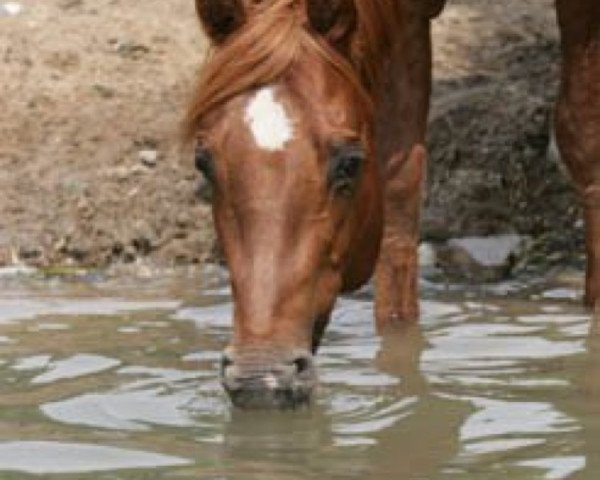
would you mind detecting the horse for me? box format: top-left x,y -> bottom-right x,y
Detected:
185,0 -> 599,409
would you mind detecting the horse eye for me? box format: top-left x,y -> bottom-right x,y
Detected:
327,143 -> 365,196
195,145 -> 215,183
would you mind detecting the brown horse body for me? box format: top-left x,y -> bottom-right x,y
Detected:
187,0 -> 599,409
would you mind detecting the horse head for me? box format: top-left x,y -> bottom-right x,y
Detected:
187,0 -> 382,409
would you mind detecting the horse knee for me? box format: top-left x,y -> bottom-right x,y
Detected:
554,84 -> 600,189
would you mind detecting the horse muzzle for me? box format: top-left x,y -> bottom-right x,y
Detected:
220,348 -> 316,410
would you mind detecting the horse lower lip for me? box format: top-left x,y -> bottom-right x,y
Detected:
226,386 -> 312,410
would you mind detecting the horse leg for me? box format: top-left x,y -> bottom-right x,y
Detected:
374,1 -> 446,331
555,0 -> 600,307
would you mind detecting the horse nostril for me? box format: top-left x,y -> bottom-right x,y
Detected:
293,356 -> 311,375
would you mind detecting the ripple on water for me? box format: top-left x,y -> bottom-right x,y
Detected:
331,396 -> 417,442
0,280 -> 596,480
460,397 -> 579,450
422,318 -> 587,386
0,298 -> 181,324
174,302 -> 233,329
42,389 -> 199,431
41,362 -> 224,432
30,354 -> 122,385
517,456 -> 587,479
0,441 -> 191,475
11,354 -> 53,371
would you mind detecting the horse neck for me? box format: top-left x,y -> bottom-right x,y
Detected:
353,0 -> 406,89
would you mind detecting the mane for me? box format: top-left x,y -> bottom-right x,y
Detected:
183,0 -> 402,142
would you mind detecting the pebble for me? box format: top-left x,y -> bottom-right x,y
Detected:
435,234 -> 530,282
138,149 -> 158,168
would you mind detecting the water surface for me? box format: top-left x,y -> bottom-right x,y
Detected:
0,270 -> 598,479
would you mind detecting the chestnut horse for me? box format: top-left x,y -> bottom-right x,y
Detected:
185,0 -> 599,409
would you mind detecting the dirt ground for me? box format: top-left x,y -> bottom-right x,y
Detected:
0,0 -> 580,271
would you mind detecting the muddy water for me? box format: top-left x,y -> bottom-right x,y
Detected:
0,270 -> 598,479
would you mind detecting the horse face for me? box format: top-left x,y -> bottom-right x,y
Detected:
195,54 -> 382,409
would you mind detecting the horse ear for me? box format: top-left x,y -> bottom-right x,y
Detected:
195,0 -> 246,43
306,0 -> 357,49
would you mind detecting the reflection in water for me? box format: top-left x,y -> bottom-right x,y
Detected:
570,316 -> 600,480
0,276 -> 598,478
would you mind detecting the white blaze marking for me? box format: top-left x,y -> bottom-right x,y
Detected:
245,87 -> 293,151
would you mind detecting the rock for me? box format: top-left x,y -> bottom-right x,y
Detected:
0,265 -> 37,278
138,149 -> 158,168
435,234 -> 530,282
114,41 -> 150,59
175,212 -> 191,229
0,2 -> 23,16
418,243 -> 436,268
424,39 -> 575,243
93,84 -> 115,99
17,244 -> 44,262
